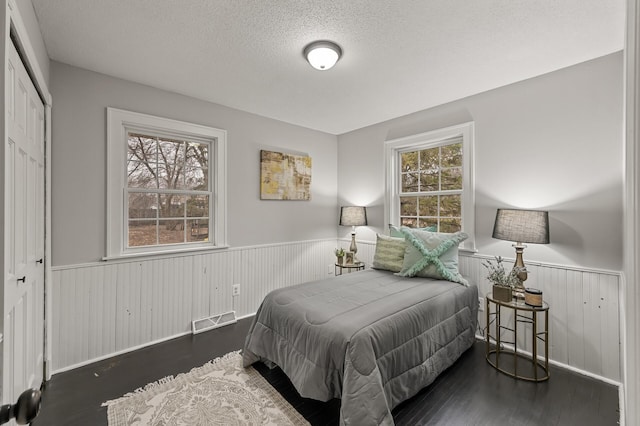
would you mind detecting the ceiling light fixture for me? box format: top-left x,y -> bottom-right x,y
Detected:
304,40 -> 342,71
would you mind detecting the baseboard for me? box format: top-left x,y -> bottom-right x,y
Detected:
51,330 -> 191,375
475,334 -> 622,387
50,313 -> 258,376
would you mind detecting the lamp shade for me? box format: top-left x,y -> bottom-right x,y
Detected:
492,209 -> 549,244
340,206 -> 367,227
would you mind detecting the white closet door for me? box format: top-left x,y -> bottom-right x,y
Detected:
3,39 -> 45,405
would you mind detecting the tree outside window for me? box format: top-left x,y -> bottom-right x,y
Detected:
126,133 -> 211,247
399,142 -> 463,232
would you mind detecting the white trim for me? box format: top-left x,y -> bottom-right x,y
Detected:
51,330 -> 193,374
6,0 -> 54,381
474,334 -> 622,388
355,238 -> 622,277
102,244 -> 231,262
7,0 -> 51,105
463,251 -> 623,277
385,122 -> 475,250
106,108 -> 228,259
44,103 -> 52,380
53,237 -> 338,271
50,311 -> 257,375
548,356 -> 622,387
623,1 -> 640,425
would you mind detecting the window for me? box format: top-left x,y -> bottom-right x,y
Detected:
385,122 -> 475,251
106,108 -> 227,259
126,133 -> 210,247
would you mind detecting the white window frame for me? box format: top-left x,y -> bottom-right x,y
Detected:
105,108 -> 227,259
384,122 -> 476,252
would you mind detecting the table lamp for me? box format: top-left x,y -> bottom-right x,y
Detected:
492,208 -> 550,297
339,206 -> 367,262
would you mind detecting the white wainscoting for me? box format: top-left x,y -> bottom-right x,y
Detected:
50,239 -> 337,373
461,255 -> 621,383
355,240 -> 622,383
52,238 -> 622,384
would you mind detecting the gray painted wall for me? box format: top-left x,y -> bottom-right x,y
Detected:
338,52 -> 624,271
50,61 -> 338,266
47,50 -> 624,272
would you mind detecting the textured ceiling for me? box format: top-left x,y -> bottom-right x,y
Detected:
31,0 -> 625,135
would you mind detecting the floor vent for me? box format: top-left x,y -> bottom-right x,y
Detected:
191,311 -> 237,334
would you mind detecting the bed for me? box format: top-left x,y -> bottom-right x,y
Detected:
242,267 -> 478,425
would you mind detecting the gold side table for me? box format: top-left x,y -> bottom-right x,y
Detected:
335,262 -> 365,276
485,293 -> 550,381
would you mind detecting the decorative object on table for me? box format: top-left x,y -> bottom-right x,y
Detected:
102,351 -> 308,426
345,252 -> 354,265
260,150 -> 311,200
491,285 -> 512,303
525,288 -> 544,307
482,256 -> 524,302
335,247 -> 345,265
492,208 -> 550,299
339,206 -> 367,262
303,40 -> 342,71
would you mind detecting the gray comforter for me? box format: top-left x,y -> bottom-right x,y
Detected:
243,269 -> 478,425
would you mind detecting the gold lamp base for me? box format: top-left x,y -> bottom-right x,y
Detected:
513,243 -> 528,300
349,230 -> 359,263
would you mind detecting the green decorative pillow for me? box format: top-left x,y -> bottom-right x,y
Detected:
372,234 -> 407,272
397,227 -> 468,286
389,224 -> 437,238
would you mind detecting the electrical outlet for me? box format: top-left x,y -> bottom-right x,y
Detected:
478,297 -> 484,312
232,284 -> 240,296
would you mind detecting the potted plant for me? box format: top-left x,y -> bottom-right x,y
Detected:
335,248 -> 345,265
482,256 -> 523,302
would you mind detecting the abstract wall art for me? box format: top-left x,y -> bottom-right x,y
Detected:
260,150 -> 312,200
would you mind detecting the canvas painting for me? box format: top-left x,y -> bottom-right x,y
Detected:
345,252 -> 354,265
260,150 -> 312,200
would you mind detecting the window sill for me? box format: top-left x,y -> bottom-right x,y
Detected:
102,244 -> 230,263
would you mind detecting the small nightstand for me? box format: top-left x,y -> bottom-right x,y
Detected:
335,262 -> 365,276
485,293 -> 549,382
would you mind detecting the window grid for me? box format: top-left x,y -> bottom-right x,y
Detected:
126,132 -> 212,248
399,142 -> 463,233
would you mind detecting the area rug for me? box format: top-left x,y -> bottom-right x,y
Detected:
102,351 -> 309,425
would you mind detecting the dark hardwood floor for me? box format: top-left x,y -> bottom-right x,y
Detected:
33,317 -> 619,425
